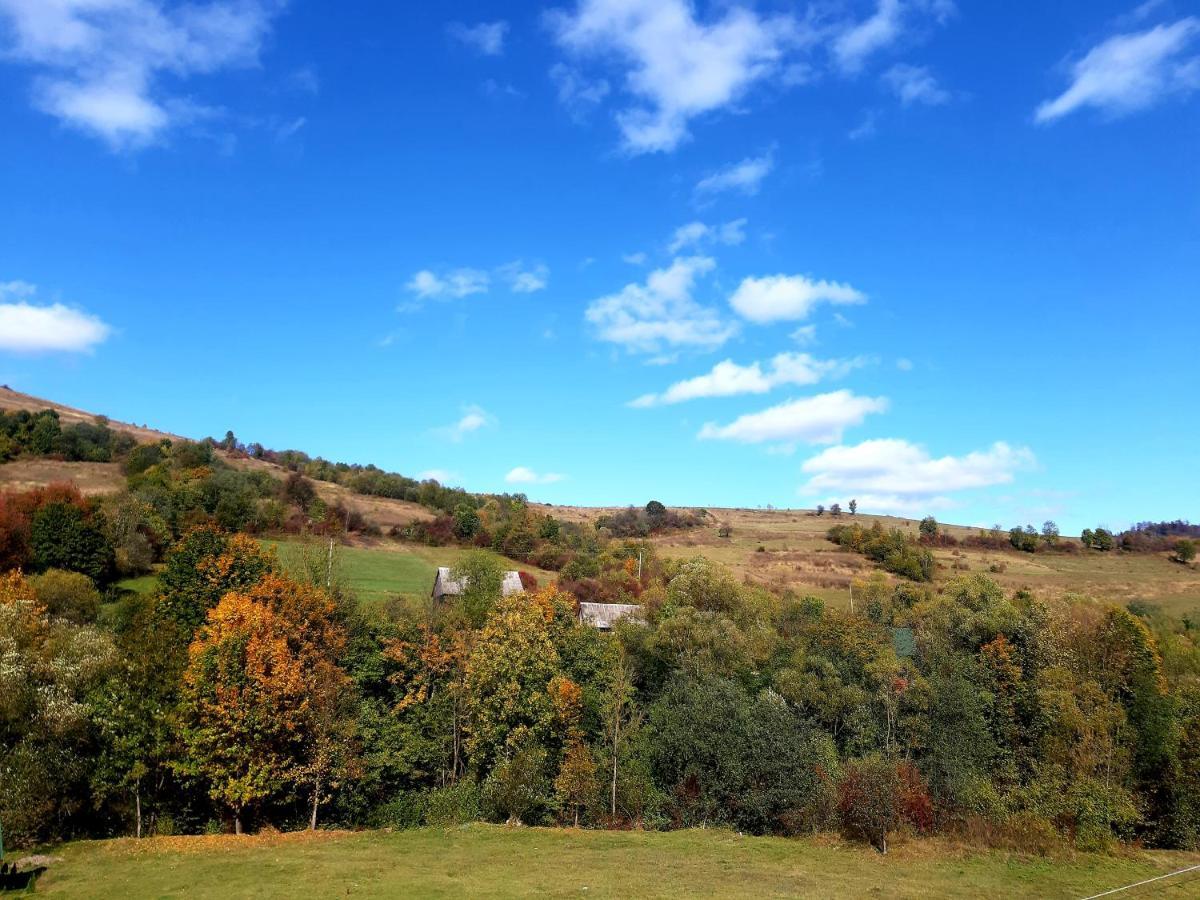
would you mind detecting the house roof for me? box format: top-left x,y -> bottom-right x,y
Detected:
432,567 -> 524,599
578,602 -> 643,630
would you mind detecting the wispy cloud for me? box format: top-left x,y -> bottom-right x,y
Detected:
883,63 -> 950,105
404,260 -> 550,305
667,219 -> 746,253
436,405 -> 495,442
694,150 -> 775,197
406,268 -> 490,301
1036,17 -> 1200,123
585,256 -> 736,354
698,390 -> 888,447
729,273 -> 866,324
832,0 -> 955,74
548,0 -> 809,153
631,352 -> 869,407
498,261 -> 550,293
549,62 -> 610,117
0,0 -> 285,150
800,438 -> 1035,514
0,280 -> 112,353
505,466 -> 566,485
448,20 -> 509,56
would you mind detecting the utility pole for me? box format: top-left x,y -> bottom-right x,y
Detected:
326,535 -> 334,590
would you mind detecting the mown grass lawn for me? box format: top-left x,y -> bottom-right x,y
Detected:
32,825 -> 1200,899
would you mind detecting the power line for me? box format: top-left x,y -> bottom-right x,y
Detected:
1080,863 -> 1200,899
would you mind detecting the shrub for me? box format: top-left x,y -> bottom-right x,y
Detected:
838,755 -> 900,853
482,743 -> 553,825
28,569 -> 102,623
425,781 -> 482,826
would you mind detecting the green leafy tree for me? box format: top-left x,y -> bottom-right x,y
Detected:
156,527 -> 277,635
0,572 -> 116,847
452,550 -> 506,628
30,501 -> 115,585
919,516 -> 939,539
1173,539 -> 1196,564
464,590 -> 561,769
849,499 -> 858,515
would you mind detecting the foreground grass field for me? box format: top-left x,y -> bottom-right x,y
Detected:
33,826 -> 1200,899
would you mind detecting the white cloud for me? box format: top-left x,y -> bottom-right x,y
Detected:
0,281 -> 112,353
832,0 -> 954,74
0,0 -> 283,149
698,390 -> 887,446
1035,18 -> 1200,123
622,251 -> 648,265
883,63 -> 949,105
505,466 -> 566,485
585,256 -> 737,354
729,273 -> 866,324
631,352 -> 868,407
406,268 -> 491,300
498,261 -> 550,293
667,219 -> 746,253
448,20 -> 509,56
548,0 -> 806,153
800,438 -> 1035,514
436,405 -> 494,442
694,150 -> 775,197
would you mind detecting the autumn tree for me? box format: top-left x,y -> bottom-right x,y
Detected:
555,739 -> 599,827
465,590 -> 561,770
838,755 -> 900,853
157,527 -> 277,634
177,574 -> 351,833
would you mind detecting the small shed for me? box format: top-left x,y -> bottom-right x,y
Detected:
431,567 -> 524,601
578,602 -> 643,631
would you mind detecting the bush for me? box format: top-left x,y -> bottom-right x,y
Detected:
28,569 -> 102,623
482,743 -> 553,825
425,781 -> 482,826
370,791 -> 429,830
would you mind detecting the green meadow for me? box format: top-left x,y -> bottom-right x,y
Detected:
33,826 -> 1200,899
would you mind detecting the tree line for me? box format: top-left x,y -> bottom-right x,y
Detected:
4,518 -> 1200,856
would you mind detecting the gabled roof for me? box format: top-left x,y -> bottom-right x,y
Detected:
432,567 -> 525,600
578,602 -> 643,630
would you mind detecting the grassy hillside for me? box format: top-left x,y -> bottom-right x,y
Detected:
32,826 -> 1200,899
3,387 -> 1196,617
264,538 -> 557,606
642,507 -> 1200,618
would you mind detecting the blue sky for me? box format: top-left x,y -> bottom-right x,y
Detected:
1,0 -> 1197,534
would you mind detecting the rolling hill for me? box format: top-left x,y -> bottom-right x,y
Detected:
2,386 -> 1197,616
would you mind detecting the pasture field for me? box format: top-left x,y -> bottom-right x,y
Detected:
629,507 -> 1200,618
32,825 -> 1200,899
117,538 -> 556,607
263,538 -> 555,606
